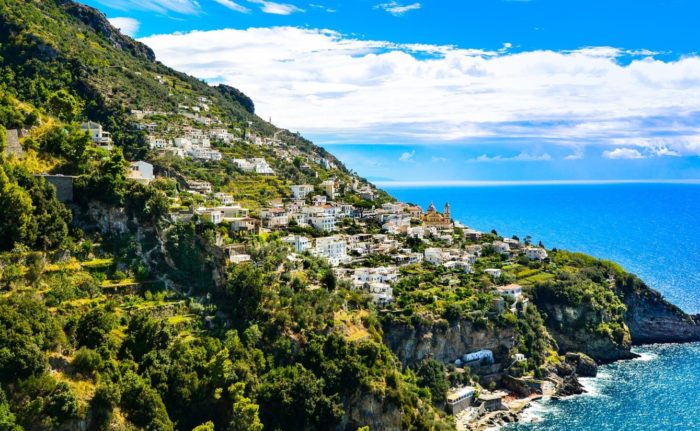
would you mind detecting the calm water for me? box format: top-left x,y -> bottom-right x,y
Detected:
383,183 -> 700,430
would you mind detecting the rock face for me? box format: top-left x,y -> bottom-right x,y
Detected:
555,374 -> 584,397
340,394 -> 402,431
535,301 -> 636,363
383,320 -> 516,367
617,275 -> 700,344
564,352 -> 598,377
60,1 -> 156,61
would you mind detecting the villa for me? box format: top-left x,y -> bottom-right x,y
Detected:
282,235 -> 312,253
497,284 -> 523,298
525,246 -> 549,260
127,161 -> 154,184
290,184 -> 315,200
314,236 -> 348,266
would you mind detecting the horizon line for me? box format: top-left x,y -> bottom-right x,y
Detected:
374,179 -> 700,187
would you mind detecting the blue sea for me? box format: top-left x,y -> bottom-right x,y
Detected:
383,183 -> 700,431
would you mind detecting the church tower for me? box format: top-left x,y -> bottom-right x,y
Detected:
444,202 -> 451,221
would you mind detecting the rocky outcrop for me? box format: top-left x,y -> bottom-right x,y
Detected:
564,352 -> 597,377
555,374 -> 584,397
617,274 -> 700,344
59,1 -> 156,61
340,394 -> 402,431
383,320 -> 515,367
535,302 -> 636,363
85,202 -> 129,235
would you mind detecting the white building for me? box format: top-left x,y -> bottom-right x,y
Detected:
447,386 -> 475,414
261,208 -> 288,228
314,236 -> 348,266
492,241 -> 511,255
365,282 -> 393,307
230,254 -> 251,264
187,180 -> 212,195
496,284 -> 523,298
127,161 -> 154,184
81,121 -> 112,148
484,268 -> 502,279
233,158 -> 275,175
291,184 -> 315,200
461,350 -> 494,365
353,267 -> 398,285
283,235 -> 312,253
148,136 -> 168,149
424,248 -> 444,265
214,192 -> 234,205
310,214 -> 336,232
525,246 -> 548,260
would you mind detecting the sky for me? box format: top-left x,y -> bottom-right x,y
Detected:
85,0 -> 700,183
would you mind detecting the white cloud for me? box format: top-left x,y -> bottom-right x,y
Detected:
309,3 -> 336,12
399,150 -> 415,162
247,0 -> 304,14
602,148 -> 645,159
213,0 -> 250,12
140,27 -> 700,156
564,148 -> 584,160
375,2 -> 421,16
431,156 -> 448,163
95,0 -> 200,14
108,17 -> 140,37
467,152 -> 552,163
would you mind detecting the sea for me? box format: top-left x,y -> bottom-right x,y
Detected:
383,182 -> 700,431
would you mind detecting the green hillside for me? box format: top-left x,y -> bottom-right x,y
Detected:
2,1 -> 696,431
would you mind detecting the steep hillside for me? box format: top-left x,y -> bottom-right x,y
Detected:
0,0 -> 384,199
1,1 -> 700,431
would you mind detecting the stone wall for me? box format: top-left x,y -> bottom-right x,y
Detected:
37,175 -> 75,203
5,129 -> 25,157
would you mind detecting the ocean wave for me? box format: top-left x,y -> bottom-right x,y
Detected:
632,351 -> 658,362
578,377 -> 609,398
518,400 -> 551,424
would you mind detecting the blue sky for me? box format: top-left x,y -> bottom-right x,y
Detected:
85,0 -> 700,183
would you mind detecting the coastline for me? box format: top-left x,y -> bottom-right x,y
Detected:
485,343 -> 700,430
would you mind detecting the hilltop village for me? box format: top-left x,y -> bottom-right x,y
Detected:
6,109 -> 563,429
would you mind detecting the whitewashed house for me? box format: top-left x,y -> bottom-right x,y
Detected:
525,246 -> 548,260
127,161 -> 154,184
314,236 -> 348,266
283,235 -> 312,253
290,184 -> 315,200
496,284 -> 523,298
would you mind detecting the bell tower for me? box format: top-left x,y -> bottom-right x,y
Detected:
444,202 -> 451,221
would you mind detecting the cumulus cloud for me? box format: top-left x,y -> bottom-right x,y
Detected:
213,0 -> 250,12
467,152 -> 552,163
140,27 -> 700,156
108,17 -> 140,37
399,150 -> 416,162
602,148 -> 645,159
247,0 -> 304,14
95,0 -> 200,14
375,2 -> 421,16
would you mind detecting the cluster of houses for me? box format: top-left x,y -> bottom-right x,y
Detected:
147,126 -> 224,161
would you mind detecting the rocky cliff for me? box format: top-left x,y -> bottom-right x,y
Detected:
383,320 -> 516,367
617,274 -> 700,344
535,301 -> 636,362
